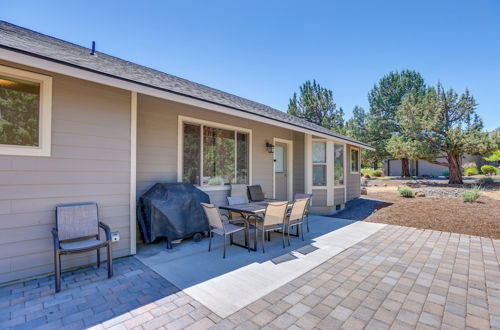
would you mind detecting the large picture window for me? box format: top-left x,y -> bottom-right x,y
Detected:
312,141 -> 327,186
334,143 -> 344,185
0,65 -> 52,156
181,118 -> 250,186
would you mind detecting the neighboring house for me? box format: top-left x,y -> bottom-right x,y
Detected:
0,21 -> 372,284
384,158 -> 450,177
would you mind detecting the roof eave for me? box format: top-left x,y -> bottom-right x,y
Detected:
0,45 -> 374,150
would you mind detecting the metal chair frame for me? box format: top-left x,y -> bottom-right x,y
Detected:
52,202 -> 112,293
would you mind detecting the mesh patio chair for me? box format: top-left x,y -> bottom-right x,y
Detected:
251,201 -> 288,253
229,184 -> 249,202
247,185 -> 266,202
52,203 -> 113,292
201,203 -> 250,258
294,193 -> 312,232
285,198 -> 309,245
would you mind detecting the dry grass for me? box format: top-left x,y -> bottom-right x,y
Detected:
364,179 -> 500,239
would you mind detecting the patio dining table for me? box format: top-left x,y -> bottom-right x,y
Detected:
218,201 -> 289,251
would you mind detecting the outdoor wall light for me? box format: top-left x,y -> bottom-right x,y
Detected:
266,142 -> 275,153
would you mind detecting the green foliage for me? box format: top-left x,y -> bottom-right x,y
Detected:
461,186 -> 482,203
484,150 -> 500,162
464,166 -> 479,176
395,83 -> 499,184
361,168 -> 383,177
480,165 -> 499,175
397,186 -> 415,198
476,177 -> 494,184
376,176 -> 391,180
0,87 -> 40,146
366,70 -> 426,165
288,80 -> 345,132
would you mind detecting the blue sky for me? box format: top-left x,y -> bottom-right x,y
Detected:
3,1 -> 499,130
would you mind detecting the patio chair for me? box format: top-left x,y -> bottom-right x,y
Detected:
247,185 -> 266,202
230,184 -> 249,202
285,198 -> 309,245
251,201 -> 288,253
52,203 -> 113,293
294,193 -> 312,232
201,203 -> 250,258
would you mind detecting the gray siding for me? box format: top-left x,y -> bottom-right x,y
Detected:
136,94 -> 296,202
334,187 -> 345,205
292,132 -> 305,197
311,189 -> 327,207
0,61 -> 131,284
346,145 -> 361,201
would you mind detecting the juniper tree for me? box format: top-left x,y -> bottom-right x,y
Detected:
367,70 -> 426,174
394,84 -> 498,184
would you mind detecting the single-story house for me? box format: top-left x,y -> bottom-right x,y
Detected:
0,21 -> 373,284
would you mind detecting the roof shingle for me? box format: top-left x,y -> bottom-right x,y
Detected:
0,20 -> 371,148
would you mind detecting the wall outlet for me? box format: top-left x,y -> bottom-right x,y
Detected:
111,232 -> 120,242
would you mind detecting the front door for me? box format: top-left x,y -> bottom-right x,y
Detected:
274,142 -> 288,200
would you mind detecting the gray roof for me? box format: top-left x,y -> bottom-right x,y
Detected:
0,21 -> 372,149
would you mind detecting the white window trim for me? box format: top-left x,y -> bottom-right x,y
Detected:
312,140 -> 327,187
350,147 -> 360,174
0,65 -> 52,156
177,115 -> 252,191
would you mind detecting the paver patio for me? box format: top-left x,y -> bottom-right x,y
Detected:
1,223 -> 499,330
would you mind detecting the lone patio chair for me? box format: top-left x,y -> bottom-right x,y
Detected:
294,193 -> 313,232
52,203 -> 113,292
251,201 -> 288,253
285,198 -> 309,245
201,203 -> 249,258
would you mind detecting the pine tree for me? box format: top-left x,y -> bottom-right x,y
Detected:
288,80 -> 344,132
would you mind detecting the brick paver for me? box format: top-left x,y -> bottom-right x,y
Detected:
1,225 -> 499,329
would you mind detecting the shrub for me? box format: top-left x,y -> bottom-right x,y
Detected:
441,169 -> 450,178
372,169 -> 383,177
361,168 -> 374,176
481,165 -> 499,176
464,166 -> 479,176
476,177 -> 494,184
364,174 -> 371,179
461,186 -> 482,203
397,186 -> 415,198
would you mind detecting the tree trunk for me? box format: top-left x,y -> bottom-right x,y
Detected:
401,158 -> 410,177
373,160 -> 378,170
447,154 -> 463,184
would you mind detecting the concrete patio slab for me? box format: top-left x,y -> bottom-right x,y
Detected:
136,216 -> 385,317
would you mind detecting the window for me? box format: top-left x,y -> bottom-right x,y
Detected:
351,148 -> 360,173
312,141 -> 326,186
181,118 -> 250,186
0,65 -> 52,156
334,143 -> 344,185
275,145 -> 284,173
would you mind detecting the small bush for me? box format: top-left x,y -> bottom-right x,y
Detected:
397,186 -> 415,198
364,173 -> 371,179
481,165 -> 499,176
464,166 -> 479,176
461,186 -> 482,203
441,169 -> 450,178
476,177 -> 494,184
372,170 -> 383,177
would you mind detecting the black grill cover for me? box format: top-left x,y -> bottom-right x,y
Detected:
137,183 -> 209,243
